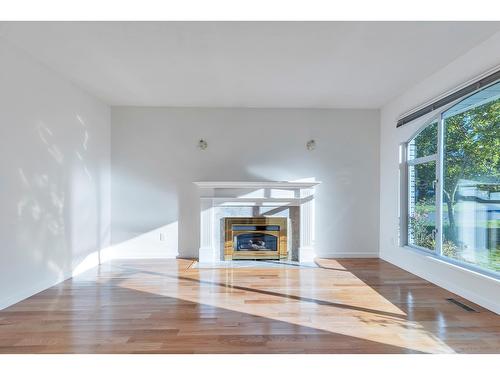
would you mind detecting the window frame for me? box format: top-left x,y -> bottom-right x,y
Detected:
400,81 -> 500,280
406,117 -> 439,253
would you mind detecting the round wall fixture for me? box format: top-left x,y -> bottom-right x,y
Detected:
306,140 -> 316,151
198,139 -> 208,150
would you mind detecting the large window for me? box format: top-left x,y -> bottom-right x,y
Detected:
404,81 -> 500,276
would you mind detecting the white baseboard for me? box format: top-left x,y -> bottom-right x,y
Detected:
104,245 -> 178,260
0,273 -> 70,311
106,253 -> 178,259
298,246 -> 315,262
0,245 -> 179,311
198,247 -> 217,262
317,252 -> 379,258
430,275 -> 500,314
381,252 -> 500,315
0,249 -> 110,311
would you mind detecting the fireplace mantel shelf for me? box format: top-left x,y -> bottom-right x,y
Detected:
194,181 -> 321,189
200,196 -> 306,206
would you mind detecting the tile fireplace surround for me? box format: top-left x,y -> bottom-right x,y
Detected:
194,181 -> 321,263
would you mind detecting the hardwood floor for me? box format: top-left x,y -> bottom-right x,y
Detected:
0,258 -> 498,353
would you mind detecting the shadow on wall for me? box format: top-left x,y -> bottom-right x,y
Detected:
105,222 -> 179,260
12,114 -> 109,285
108,172 -> 317,261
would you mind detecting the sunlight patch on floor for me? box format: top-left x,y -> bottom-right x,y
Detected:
115,264 -> 455,353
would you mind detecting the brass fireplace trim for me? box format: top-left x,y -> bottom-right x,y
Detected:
224,217 -> 288,260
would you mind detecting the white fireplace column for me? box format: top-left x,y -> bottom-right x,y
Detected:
299,187 -> 315,263
199,197 -> 216,262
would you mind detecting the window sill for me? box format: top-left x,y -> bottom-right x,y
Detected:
403,245 -> 500,282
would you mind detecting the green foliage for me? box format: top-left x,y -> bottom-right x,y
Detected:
407,203 -> 500,271
412,121 -> 438,158
408,197 -> 435,250
443,98 -> 500,194
442,98 -> 500,237
408,202 -> 460,255
441,239 -> 459,258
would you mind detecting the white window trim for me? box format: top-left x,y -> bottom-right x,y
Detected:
407,154 -> 437,166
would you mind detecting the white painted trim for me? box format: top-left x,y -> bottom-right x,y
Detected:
404,245 -> 500,280
317,252 -> 379,258
0,247 -> 115,310
107,253 -> 177,259
433,279 -> 500,314
102,245 -> 178,260
201,197 -> 303,206
199,247 -> 217,262
381,252 -> 500,314
407,154 -> 437,165
194,181 -> 321,189
0,274 -> 70,311
0,245 -> 178,310
298,246 -> 315,263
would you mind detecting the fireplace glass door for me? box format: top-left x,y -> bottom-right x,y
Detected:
234,232 -> 278,251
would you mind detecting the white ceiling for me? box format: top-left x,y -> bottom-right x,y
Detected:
1,21 -> 499,108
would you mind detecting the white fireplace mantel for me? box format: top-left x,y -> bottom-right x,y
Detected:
194,180 -> 320,263
194,181 -> 321,189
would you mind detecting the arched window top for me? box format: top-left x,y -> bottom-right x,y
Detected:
407,121 -> 438,161
443,81 -> 500,119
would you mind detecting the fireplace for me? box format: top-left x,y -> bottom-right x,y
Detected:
196,180 -> 319,262
224,217 -> 288,260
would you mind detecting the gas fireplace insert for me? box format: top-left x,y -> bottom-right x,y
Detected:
224,217 -> 288,260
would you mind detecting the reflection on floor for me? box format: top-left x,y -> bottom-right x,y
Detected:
192,260 -> 318,269
0,258 -> 498,353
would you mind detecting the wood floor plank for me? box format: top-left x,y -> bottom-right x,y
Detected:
0,258 -> 498,353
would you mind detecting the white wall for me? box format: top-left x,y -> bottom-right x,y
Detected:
111,107 -> 380,259
0,40 -> 111,309
380,31 -> 500,314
